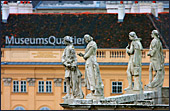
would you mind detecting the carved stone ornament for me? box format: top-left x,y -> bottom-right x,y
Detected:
27,78 -> 36,86
54,78 -> 63,87
3,78 -> 12,86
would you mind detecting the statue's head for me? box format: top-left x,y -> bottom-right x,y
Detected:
84,34 -> 93,43
151,30 -> 159,38
129,31 -> 138,40
63,36 -> 73,45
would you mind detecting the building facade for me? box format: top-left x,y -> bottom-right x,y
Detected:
1,1 -> 169,110
106,1 -> 169,13
1,48 -> 169,110
33,1 -> 107,13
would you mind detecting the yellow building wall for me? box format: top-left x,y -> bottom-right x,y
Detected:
1,48 -> 169,110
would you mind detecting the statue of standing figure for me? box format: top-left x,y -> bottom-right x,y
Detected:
124,31 -> 143,92
62,36 -> 84,99
78,34 -> 104,100
145,30 -> 165,89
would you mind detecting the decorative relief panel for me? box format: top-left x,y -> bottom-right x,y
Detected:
32,51 -> 59,58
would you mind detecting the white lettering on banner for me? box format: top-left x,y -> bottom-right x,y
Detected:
36,38 -> 44,44
25,38 -> 30,44
49,36 -> 56,45
6,36 -> 14,44
5,36 -> 84,45
77,38 -> 82,44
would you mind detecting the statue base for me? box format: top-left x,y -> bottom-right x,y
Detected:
60,89 -> 169,110
125,89 -> 143,95
144,85 -> 161,91
86,93 -> 104,100
144,87 -> 169,104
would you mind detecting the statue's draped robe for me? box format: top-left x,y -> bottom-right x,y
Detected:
148,38 -> 165,88
84,41 -> 104,95
126,38 -> 143,90
62,44 -> 84,98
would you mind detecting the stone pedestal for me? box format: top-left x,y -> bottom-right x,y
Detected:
144,87 -> 169,105
86,93 -> 104,100
125,89 -> 143,95
60,89 -> 169,110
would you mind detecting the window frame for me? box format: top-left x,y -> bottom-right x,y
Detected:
13,80 -> 19,92
46,81 -> 52,93
21,80 -> 27,92
14,106 -> 25,110
111,81 -> 123,94
40,107 -> 50,110
38,81 -> 44,93
63,81 -> 67,93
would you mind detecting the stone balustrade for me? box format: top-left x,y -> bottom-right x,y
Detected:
1,48 -> 169,63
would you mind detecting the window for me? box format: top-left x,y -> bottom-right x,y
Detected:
21,81 -> 26,92
14,106 -> 25,110
63,81 -> 67,93
38,81 -> 44,93
13,81 -> 19,92
13,80 -> 27,93
46,81 -> 52,93
40,107 -> 50,110
112,81 -> 122,93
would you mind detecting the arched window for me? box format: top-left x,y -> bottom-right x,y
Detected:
40,107 -> 50,110
14,106 -> 25,110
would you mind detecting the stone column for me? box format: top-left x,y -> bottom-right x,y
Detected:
54,78 -> 63,110
27,78 -> 36,110
3,78 -> 12,110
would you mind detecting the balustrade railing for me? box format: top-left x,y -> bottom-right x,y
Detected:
97,51 -> 106,58
110,50 -> 126,58
1,48 -> 169,63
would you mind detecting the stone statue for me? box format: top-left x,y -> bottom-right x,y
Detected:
62,36 -> 84,99
145,30 -> 165,89
124,31 -> 143,92
78,34 -> 104,100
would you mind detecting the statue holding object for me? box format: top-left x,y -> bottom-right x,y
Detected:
62,36 -> 84,99
78,34 -> 104,100
124,31 -> 143,93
